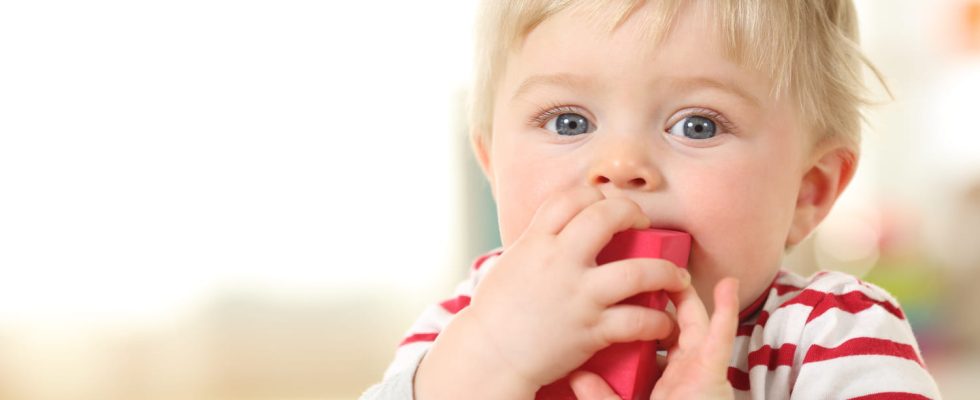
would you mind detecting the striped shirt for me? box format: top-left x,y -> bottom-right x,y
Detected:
369,251 -> 941,399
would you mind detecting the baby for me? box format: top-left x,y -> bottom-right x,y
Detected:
364,0 -> 941,399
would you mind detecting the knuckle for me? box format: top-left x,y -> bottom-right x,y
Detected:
627,311 -> 646,336
583,198 -> 642,229
554,187 -> 600,209
547,191 -> 575,212
579,186 -> 600,197
608,196 -> 636,209
607,197 -> 642,215
593,325 -> 612,348
588,314 -> 610,346
625,263 -> 651,293
578,206 -> 606,228
577,186 -> 605,200
595,199 -> 623,220
647,259 -> 674,280
535,196 -> 565,221
619,264 -> 639,289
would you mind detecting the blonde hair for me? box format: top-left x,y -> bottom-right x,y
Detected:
469,0 -> 886,153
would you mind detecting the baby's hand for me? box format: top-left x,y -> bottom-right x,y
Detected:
414,187 -> 691,399
569,278 -> 740,400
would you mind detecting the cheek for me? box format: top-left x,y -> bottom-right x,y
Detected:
491,148 -> 576,247
682,134 -> 802,252
682,165 -> 781,246
687,174 -> 791,255
678,155 -> 799,297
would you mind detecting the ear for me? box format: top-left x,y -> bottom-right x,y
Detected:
786,146 -> 858,246
470,130 -> 496,196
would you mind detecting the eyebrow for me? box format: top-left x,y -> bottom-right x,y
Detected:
511,73 -> 598,101
510,73 -> 762,108
663,76 -> 763,109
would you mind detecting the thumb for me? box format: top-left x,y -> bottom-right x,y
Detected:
703,277 -> 740,370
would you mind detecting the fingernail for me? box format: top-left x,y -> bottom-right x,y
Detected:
677,268 -> 690,284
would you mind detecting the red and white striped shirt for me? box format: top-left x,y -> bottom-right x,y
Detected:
373,251 -> 941,399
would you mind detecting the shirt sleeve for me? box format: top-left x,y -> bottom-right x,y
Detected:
360,251 -> 500,400
359,349 -> 427,400
789,273 -> 942,399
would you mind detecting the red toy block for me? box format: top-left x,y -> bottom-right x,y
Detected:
535,229 -> 691,400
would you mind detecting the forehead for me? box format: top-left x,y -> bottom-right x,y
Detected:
502,1 -> 777,110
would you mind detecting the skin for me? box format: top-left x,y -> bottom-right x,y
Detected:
415,2 -> 856,399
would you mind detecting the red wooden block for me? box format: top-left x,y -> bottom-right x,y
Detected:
535,229 -> 691,400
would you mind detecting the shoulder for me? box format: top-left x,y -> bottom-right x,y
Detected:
772,269 -> 893,298
762,269 -> 924,369
771,270 -> 905,322
782,269 -> 896,300
739,269 -> 917,362
765,272 -> 941,397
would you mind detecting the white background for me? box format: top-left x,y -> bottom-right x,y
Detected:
1,1 -> 477,324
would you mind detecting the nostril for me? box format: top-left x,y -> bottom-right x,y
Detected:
595,176 -> 610,184
628,178 -> 646,187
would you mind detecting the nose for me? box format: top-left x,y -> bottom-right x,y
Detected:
587,147 -> 663,191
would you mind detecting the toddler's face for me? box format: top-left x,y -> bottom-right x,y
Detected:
480,2 -> 814,310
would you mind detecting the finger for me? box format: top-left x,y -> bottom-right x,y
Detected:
594,305 -> 673,347
569,371 -> 621,400
584,259 -> 690,306
656,312 -> 680,351
666,283 -> 710,349
557,197 -> 651,262
525,186 -> 605,236
702,278 -> 740,370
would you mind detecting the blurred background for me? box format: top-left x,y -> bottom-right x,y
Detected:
0,1 -> 977,399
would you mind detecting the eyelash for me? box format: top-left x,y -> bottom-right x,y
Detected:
669,107 -> 739,136
528,102 -> 582,128
528,103 -> 739,136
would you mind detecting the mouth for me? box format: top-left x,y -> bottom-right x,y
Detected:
645,220 -> 689,234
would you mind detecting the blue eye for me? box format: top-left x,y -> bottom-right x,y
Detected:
545,113 -> 591,136
668,116 -> 717,139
